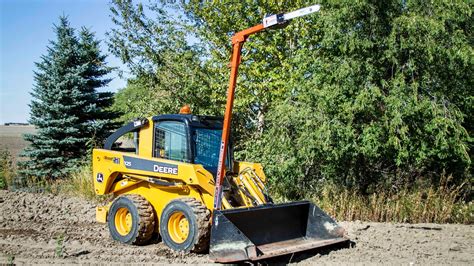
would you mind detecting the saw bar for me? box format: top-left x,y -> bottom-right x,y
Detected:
263,4 -> 321,28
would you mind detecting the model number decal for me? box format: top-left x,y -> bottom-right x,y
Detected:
104,156 -> 120,164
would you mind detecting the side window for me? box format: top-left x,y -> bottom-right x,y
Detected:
154,121 -> 189,162
111,132 -> 137,153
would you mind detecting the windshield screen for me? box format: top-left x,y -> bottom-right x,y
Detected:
194,128 -> 229,175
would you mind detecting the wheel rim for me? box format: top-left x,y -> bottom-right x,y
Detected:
115,207 -> 132,236
168,211 -> 189,244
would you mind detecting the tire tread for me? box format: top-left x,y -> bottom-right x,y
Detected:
117,194 -> 155,245
179,197 -> 210,252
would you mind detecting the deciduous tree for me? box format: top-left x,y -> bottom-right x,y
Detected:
109,0 -> 472,198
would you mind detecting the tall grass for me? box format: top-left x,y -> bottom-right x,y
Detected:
314,176 -> 472,224
5,160 -> 104,202
52,163 -> 103,201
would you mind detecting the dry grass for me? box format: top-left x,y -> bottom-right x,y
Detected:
12,165 -> 472,224
3,160 -> 105,202
315,177 -> 473,224
53,164 -> 94,198
51,163 -> 106,201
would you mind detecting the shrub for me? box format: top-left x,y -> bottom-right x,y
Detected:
0,149 -> 14,189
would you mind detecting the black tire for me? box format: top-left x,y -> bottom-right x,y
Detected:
160,197 -> 210,253
107,194 -> 155,245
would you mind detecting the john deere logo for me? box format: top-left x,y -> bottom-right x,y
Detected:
96,173 -> 104,183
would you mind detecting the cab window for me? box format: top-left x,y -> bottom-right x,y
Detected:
154,121 -> 189,162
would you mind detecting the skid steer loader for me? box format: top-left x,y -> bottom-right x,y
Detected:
92,4 -> 348,262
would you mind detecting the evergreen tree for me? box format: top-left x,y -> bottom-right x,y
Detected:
20,17 -> 118,180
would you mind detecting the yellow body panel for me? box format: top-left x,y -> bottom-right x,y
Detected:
137,122 -> 153,158
96,206 -> 108,223
93,149 -> 215,197
93,117 -> 269,232
234,161 -> 266,182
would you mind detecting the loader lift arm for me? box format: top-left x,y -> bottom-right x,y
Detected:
213,4 -> 321,210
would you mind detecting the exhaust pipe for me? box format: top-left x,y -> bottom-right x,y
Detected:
209,201 -> 348,262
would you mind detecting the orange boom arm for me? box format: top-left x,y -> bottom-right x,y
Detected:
213,24 -> 265,210
213,3 -> 322,210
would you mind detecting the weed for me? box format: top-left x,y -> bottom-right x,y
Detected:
0,149 -> 14,189
55,233 -> 65,258
7,255 -> 15,265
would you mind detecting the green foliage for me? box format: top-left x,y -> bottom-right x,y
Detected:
7,255 -> 15,265
181,1 -> 332,145
249,0 -> 473,197
109,1 -> 472,199
109,0 -> 223,120
20,17 -> 120,180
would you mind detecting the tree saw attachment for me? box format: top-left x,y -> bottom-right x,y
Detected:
209,4 -> 349,262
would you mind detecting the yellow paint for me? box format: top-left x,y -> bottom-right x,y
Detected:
168,212 -> 189,243
115,207 -> 132,235
222,197 -> 232,209
96,206 -> 107,223
234,161 -> 266,182
232,176 -> 252,207
138,122 -> 153,158
238,168 -> 267,204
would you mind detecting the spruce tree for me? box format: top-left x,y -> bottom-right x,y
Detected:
20,17 -> 118,180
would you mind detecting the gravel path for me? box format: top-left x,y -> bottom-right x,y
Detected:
0,190 -> 472,264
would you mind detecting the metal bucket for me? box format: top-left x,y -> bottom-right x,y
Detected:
209,201 -> 348,262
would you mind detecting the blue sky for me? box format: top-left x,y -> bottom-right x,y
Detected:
0,0 -> 127,124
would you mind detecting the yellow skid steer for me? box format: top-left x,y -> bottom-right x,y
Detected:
92,4 -> 348,262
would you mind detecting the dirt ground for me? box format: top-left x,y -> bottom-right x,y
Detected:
0,190 -> 472,265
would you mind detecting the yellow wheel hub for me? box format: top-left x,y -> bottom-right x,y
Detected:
168,212 -> 189,244
115,207 -> 133,236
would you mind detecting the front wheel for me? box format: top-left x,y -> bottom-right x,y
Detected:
107,194 -> 155,245
160,198 -> 210,253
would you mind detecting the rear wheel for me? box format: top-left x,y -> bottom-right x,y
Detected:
160,198 -> 210,253
108,194 -> 155,245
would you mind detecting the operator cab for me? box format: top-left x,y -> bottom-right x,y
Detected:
104,111 -> 232,176
152,113 -> 232,176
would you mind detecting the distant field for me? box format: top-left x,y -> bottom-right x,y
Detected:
0,126 -> 131,161
0,125 -> 36,161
